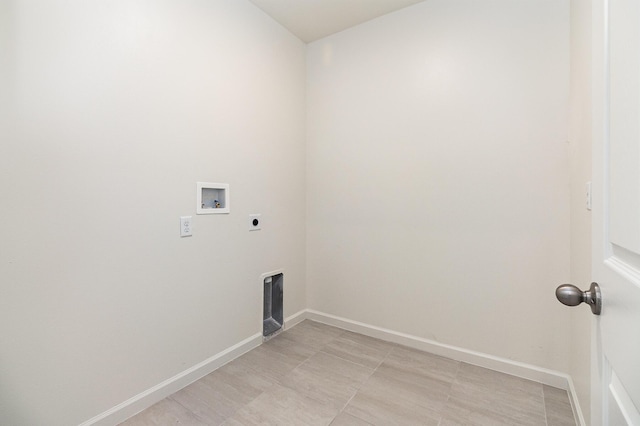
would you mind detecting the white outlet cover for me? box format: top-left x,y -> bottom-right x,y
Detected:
249,214 -> 262,231
180,216 -> 193,237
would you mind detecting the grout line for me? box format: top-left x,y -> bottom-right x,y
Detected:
542,385 -> 550,426
329,338 -> 393,424
373,341 -> 396,371
166,395 -> 208,424
450,359 -> 463,387
335,390 -> 360,422
316,349 -> 378,373
286,324 -> 373,426
436,359 -> 462,425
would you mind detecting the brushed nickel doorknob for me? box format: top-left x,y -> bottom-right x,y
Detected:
555,282 -> 601,315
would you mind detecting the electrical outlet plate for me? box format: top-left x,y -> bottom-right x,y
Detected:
180,216 -> 192,237
249,214 -> 262,231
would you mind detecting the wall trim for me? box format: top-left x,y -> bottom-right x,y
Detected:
567,376 -> 587,426
79,332 -> 262,426
81,309 -> 306,425
80,309 -> 586,426
306,309 -> 573,389
307,309 -> 586,424
284,309 -> 307,330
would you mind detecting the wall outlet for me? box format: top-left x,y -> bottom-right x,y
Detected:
249,214 -> 262,231
180,216 -> 193,237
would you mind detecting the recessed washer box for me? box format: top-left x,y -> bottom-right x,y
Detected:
197,182 -> 229,214
263,271 -> 283,339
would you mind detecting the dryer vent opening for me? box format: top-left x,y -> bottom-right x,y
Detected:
263,273 -> 283,338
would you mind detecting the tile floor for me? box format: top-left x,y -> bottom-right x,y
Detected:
120,320 -> 577,426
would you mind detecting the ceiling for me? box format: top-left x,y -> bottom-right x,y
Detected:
248,0 -> 427,43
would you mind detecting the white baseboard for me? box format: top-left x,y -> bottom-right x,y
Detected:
80,308 -> 586,426
305,310 -> 572,389
81,309 -> 306,425
79,333 -> 262,426
306,309 -> 586,424
82,309 -> 306,425
567,376 -> 587,426
284,309 -> 307,330
300,309 -> 587,425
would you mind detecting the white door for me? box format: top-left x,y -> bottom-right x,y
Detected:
592,0 -> 640,424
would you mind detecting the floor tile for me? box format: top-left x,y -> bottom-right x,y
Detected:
330,412 -> 373,425
222,383 -> 338,426
446,363 -> 546,426
343,384 -> 441,426
543,385 -> 572,403
343,348 -> 450,426
215,356 -> 277,394
380,345 -> 460,384
456,363 -> 542,396
168,362 -> 270,425
543,385 -> 576,426
168,381 -> 228,424
345,369 -> 450,421
440,398 -> 541,426
229,340 -> 305,383
263,328 -> 320,360
119,398 -> 207,426
321,331 -> 396,368
208,360 -> 274,397
279,351 -> 374,410
546,413 -> 578,426
279,320 -> 344,351
119,322 -> 578,426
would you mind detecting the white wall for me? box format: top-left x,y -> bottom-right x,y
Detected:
0,0 -> 586,423
306,0 -> 572,372
569,0 -> 593,422
0,1 -> 306,425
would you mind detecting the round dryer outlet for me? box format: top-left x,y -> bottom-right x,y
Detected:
249,214 -> 262,231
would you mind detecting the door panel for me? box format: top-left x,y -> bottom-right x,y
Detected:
608,370 -> 640,425
593,0 -> 640,424
608,0 -> 640,253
